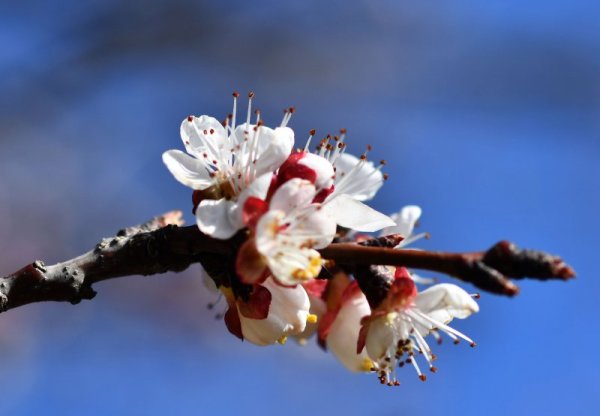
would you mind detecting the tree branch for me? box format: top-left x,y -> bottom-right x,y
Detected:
0,212 -> 575,314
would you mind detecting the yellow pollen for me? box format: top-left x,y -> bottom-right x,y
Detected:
361,358 -> 375,372
307,314 -> 318,324
277,335 -> 288,345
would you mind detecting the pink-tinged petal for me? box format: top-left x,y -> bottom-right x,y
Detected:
237,285 -> 272,320
196,198 -> 239,239
242,196 -> 269,230
323,194 -> 396,232
298,153 -> 335,190
180,115 -> 227,158
276,152 -> 317,187
357,323 -> 369,354
270,178 -> 317,214
313,185 -> 334,203
236,239 -> 268,285
334,153 -> 383,201
224,306 -> 243,341
327,288 -> 373,372
302,279 -> 328,299
162,150 -> 213,190
318,309 -> 338,346
381,205 -> 422,238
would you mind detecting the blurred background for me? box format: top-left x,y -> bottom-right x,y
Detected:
1,0 -> 598,415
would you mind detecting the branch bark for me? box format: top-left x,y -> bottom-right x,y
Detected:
0,211 -> 574,314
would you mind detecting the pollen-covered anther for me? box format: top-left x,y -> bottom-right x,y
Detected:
307,313 -> 318,324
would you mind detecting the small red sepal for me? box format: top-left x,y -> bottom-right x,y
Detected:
224,306 -> 244,341
237,285 -> 272,320
236,239 -> 268,285
242,196 -> 269,230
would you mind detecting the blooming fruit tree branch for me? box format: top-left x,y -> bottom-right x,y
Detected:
0,93 -> 575,387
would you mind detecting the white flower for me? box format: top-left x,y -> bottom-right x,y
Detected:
236,178 -> 337,286
359,268 -> 479,386
325,282 -> 374,372
275,147 -> 395,232
305,130 -> 385,202
381,205 -> 428,248
223,276 -> 314,346
162,94 -> 294,239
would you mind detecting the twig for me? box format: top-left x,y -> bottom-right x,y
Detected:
0,212 -> 575,314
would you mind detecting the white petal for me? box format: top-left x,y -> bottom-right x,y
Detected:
381,205 -> 422,238
196,198 -> 240,239
365,314 -> 396,360
334,153 -> 383,201
287,207 -> 336,249
323,194 -> 396,232
180,115 -> 227,158
415,283 -> 479,320
327,292 -> 373,372
240,277 -> 310,346
162,149 -> 213,190
294,295 -> 326,342
270,178 -> 316,214
253,126 -> 295,175
299,153 -> 335,190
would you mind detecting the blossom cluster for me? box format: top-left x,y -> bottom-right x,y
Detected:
163,93 -> 480,386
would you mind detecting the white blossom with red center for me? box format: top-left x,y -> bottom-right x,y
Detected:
162,93 -> 294,239
236,178 -> 337,286
274,146 -> 395,232
358,267 -> 479,386
222,276 -> 315,346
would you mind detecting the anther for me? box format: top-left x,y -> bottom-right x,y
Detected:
383,173 -> 389,181
340,128 -> 347,134
380,160 -> 386,165
419,375 -> 427,382
453,339 -> 460,345
232,92 -> 240,98
430,366 -> 438,373
187,115 -> 193,122
309,129 -> 316,136
289,107 -> 296,114
470,342 -> 477,348
471,293 -> 481,299
248,91 -> 255,98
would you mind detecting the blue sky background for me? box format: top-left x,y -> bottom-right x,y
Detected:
0,1 -> 598,415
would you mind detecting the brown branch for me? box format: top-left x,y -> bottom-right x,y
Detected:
0,212 -> 575,314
